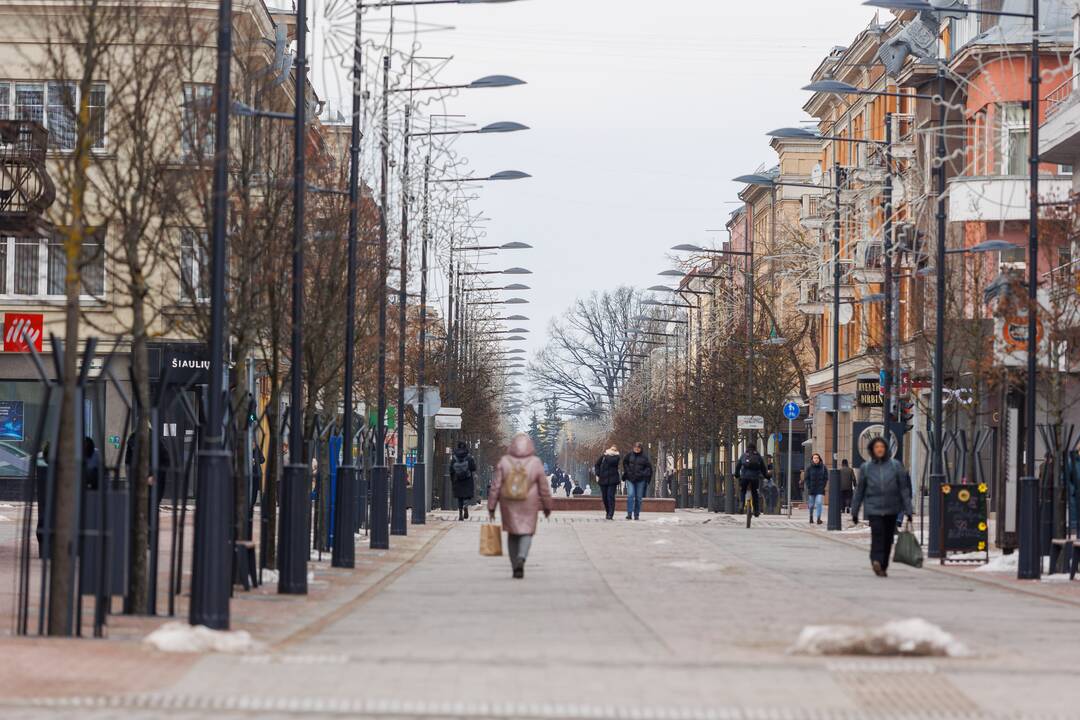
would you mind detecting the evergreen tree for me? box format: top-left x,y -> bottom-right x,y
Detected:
527,412 -> 544,463
540,397 -> 563,468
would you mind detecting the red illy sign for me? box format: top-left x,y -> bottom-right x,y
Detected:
4,313 -> 43,352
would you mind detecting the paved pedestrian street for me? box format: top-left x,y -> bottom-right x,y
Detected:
3,512 -> 1080,720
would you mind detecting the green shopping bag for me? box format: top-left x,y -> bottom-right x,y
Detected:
893,527 -> 924,568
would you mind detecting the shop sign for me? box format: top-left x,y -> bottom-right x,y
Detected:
161,345 -> 211,386
3,313 -> 43,352
851,422 -> 903,469
856,377 -> 883,407
0,400 -> 25,441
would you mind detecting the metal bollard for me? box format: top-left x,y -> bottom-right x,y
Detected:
827,469 -> 842,530
927,474 -> 944,559
1018,475 -> 1041,580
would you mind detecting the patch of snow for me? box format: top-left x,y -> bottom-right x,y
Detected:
307,571 -> 315,583
839,524 -> 872,534
790,618 -> 971,658
261,569 -> 279,584
0,502 -> 17,508
651,516 -> 680,524
143,621 -> 261,654
652,539 -> 671,545
0,514 -> 11,522
973,553 -> 1016,573
666,559 -> 723,572
1041,573 -> 1075,584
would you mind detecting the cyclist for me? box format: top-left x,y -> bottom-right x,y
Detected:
735,445 -> 769,518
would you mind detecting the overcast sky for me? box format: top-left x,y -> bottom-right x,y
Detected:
342,1 -> 887,414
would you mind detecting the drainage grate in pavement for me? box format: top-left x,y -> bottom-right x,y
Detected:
827,660 -> 938,674
7,694 -> 1080,720
835,671 -> 979,717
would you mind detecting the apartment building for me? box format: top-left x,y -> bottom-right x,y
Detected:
0,0 -> 320,490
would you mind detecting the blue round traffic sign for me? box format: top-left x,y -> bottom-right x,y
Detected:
783,402 -> 800,420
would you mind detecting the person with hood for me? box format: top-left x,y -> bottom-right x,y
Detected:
488,432 -> 553,578
803,453 -> 828,525
622,442 -> 653,520
594,445 -> 622,520
851,436 -> 913,577
839,458 -> 856,513
451,442 -> 477,520
735,445 -> 768,517
449,440 -> 477,521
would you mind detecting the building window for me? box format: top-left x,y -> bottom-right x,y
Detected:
13,238 -> 38,295
0,80 -> 107,151
180,228 -> 209,302
997,103 -> 1029,176
181,84 -> 214,161
1,232 -> 105,298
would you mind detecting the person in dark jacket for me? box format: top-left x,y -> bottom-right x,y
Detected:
594,445 -> 621,520
839,459 -> 856,513
851,437 -> 913,577
735,446 -> 769,517
803,453 -> 828,525
83,437 -> 101,491
449,441 -> 477,520
621,442 -> 653,520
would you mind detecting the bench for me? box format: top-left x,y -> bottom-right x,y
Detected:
549,496 -> 676,513
1049,538 -> 1080,580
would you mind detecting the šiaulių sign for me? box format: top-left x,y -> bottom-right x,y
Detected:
856,377 -> 883,407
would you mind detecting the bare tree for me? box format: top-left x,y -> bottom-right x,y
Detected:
528,286 -> 644,414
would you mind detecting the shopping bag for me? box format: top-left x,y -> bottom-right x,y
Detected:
893,528 -> 923,568
479,523 -> 503,556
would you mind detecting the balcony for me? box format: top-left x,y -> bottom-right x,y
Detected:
850,239 -> 883,285
1041,72 -> 1080,167
948,175 -> 1071,223
800,193 -> 826,230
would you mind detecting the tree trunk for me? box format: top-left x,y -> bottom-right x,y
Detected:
49,269 -> 81,635
128,294 -> 151,612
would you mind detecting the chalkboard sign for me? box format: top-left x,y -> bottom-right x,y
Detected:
939,482 -> 989,563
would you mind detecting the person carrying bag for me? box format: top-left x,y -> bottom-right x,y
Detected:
487,432 -> 553,578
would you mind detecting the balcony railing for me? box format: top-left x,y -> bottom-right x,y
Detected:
1045,72 -> 1078,121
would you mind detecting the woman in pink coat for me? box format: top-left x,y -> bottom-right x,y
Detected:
488,432 -> 554,578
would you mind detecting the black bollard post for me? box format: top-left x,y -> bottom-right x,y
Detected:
927,474 -> 944,559
369,465 -> 389,549
827,469 -> 842,530
1018,475 -> 1041,579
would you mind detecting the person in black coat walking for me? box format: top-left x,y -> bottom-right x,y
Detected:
594,445 -> 621,520
448,441 -> 477,520
852,437 -> 913,577
803,453 -> 828,525
621,442 -> 653,520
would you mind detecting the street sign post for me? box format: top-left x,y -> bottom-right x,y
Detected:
434,406 -> 463,430
737,415 -> 764,430
783,402 -> 800,517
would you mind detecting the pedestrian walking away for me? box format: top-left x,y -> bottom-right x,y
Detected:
735,446 -> 768,518
803,453 -> 827,525
839,458 -> 856,513
594,445 -> 621,520
851,437 -> 913,578
488,432 -> 553,578
449,440 -> 477,521
622,441 -> 653,520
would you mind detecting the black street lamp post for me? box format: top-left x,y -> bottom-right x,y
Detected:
190,0 -> 234,630
278,0 -> 311,595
